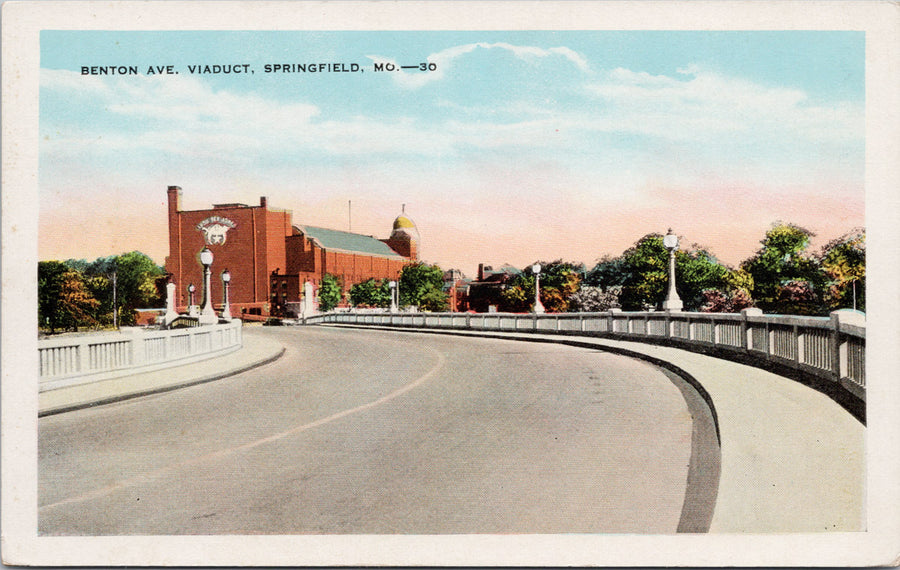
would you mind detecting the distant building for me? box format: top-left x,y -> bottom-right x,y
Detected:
442,268 -> 471,312
465,263 -> 522,312
165,186 -> 418,318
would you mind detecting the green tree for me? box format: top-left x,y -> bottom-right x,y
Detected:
614,235 -> 668,310
40,252 -> 163,331
585,255 -> 630,289
697,267 -> 756,313
84,274 -> 113,326
38,262 -> 101,333
498,284 -> 530,312
57,271 -> 100,331
317,273 -> 342,312
724,267 -> 754,296
541,262 -> 581,312
741,223 -> 824,314
78,251 -> 164,325
349,278 -> 391,308
62,258 -> 91,273
499,260 -> 582,313
418,286 -> 450,312
398,263 -> 447,311
675,247 -> 730,309
38,261 -> 70,333
604,234 -> 730,311
819,228 -> 865,312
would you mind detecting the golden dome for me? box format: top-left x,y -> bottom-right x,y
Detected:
390,207 -> 419,242
393,215 -> 416,230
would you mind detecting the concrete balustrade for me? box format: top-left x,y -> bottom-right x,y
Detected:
307,308 -> 865,402
38,320 -> 242,392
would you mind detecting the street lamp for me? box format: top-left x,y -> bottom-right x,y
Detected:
221,268 -> 232,320
187,283 -> 198,317
110,271 -> 118,329
389,280 -> 398,313
532,263 -> 545,314
662,228 -> 683,312
199,246 -> 218,325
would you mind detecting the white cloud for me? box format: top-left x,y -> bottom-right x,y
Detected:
477,42 -> 590,72
586,66 -> 862,145
39,63 -> 863,198
41,68 -> 559,165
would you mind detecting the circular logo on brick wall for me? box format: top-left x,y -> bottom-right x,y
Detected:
196,216 -> 236,245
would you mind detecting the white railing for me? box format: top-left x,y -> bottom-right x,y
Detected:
306,309 -> 865,400
38,320 -> 243,391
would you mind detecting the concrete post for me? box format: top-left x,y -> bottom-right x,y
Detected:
164,282 -> 178,327
303,281 -> 315,318
608,308 -> 620,334
741,307 -> 763,350
830,309 -> 865,380
126,328 -> 145,367
78,339 -> 90,374
830,312 -> 842,380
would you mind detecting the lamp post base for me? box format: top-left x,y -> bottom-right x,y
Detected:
198,311 -> 219,325
663,299 -> 683,312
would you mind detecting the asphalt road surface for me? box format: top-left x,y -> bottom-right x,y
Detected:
39,326 -> 717,535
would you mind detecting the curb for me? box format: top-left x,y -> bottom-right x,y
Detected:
38,346 -> 286,417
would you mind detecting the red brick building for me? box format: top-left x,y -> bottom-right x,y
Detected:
165,186 -> 418,317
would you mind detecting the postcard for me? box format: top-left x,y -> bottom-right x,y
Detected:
3,1 -> 899,566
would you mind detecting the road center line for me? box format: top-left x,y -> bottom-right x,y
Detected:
40,344 -> 447,513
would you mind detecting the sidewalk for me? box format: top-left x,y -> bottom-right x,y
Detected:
38,327 -> 285,417
325,324 -> 865,534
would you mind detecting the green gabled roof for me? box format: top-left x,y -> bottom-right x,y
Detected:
301,225 -> 406,259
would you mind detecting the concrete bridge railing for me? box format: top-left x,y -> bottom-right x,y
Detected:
38,319 -> 243,391
308,308 -> 865,402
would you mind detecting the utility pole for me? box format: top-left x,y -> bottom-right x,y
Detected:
112,271 -> 118,329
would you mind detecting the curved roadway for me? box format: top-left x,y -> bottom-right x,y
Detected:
39,326 -> 717,535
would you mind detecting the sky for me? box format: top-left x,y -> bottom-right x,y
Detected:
39,30 -> 865,276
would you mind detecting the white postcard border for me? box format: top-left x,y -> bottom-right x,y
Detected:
3,1 -> 898,566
